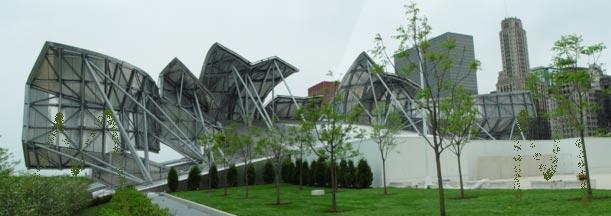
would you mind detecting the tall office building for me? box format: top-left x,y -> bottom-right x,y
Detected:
496,17 -> 530,92
395,32 -> 478,97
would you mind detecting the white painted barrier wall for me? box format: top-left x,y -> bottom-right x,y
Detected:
351,134 -> 611,188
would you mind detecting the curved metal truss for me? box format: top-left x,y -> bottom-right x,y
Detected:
22,42 -> 164,184
158,58 -> 218,161
475,91 -> 536,140
265,95 -> 323,122
200,43 -> 298,127
22,41 -> 301,187
337,52 -> 422,130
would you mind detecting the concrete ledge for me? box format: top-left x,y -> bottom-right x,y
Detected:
160,192 -> 236,216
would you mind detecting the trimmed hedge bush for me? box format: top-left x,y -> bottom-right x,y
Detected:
347,160 -> 356,188
187,166 -> 201,190
0,174 -> 92,216
356,159 -> 373,188
263,160 -> 274,184
167,167 -> 178,192
315,158 -> 328,187
247,163 -> 256,185
209,163 -> 219,188
100,186 -> 169,216
281,158 -> 295,183
338,159 -> 348,187
227,164 -> 238,187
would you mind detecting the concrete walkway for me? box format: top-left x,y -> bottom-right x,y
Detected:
147,192 -> 234,216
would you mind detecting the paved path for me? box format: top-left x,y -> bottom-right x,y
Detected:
147,192 -> 212,216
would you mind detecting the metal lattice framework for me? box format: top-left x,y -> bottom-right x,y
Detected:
337,52 -> 422,130
264,95 -> 323,122
22,42 -> 301,187
475,91 -> 536,139
200,43 -> 298,127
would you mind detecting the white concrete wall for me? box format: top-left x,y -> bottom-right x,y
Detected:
352,135 -> 611,187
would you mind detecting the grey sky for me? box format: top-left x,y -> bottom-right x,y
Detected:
1,0 -> 610,171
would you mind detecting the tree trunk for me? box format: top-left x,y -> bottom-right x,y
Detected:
382,159 -> 388,195
435,151 -> 446,216
330,155 -> 337,212
275,163 -> 281,205
299,147 -> 304,190
580,129 -> 593,197
457,153 -> 465,199
244,162 -> 249,198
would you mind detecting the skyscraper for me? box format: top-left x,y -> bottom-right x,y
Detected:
395,32 -> 478,97
496,17 -> 530,92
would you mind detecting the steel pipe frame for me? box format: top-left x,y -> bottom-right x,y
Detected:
87,61 -> 203,161
85,58 -> 153,182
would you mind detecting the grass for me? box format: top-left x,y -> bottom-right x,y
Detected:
174,184 -> 611,215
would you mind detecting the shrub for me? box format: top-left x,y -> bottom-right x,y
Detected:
100,186 -> 169,216
347,160 -> 356,188
247,163 -> 256,185
263,160 -> 274,184
0,175 -> 92,216
293,159 -> 303,184
227,164 -> 238,187
338,159 -> 348,187
308,160 -> 317,186
300,160 -> 309,186
209,163 -> 219,189
356,159 -> 373,188
315,157 -> 328,187
281,158 -> 295,183
187,166 -> 201,190
167,167 -> 178,192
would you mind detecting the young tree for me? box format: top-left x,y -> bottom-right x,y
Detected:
233,127 -> 258,198
528,34 -> 606,198
187,166 -> 201,191
440,86 -> 479,198
167,167 -> 178,192
296,96 -> 363,212
368,104 -> 403,195
290,126 -> 314,190
209,163 -> 219,189
256,126 -> 294,205
371,3 -> 480,215
211,129 -> 238,196
198,132 -> 216,188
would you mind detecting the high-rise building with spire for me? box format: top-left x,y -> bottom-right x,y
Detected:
496,17 -> 530,92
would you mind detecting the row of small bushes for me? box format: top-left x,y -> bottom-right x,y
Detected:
168,158 -> 373,192
168,163 -> 257,192
99,186 -> 169,216
0,174 -> 92,216
265,158 -> 373,188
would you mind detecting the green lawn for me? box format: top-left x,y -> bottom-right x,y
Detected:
174,184 -> 611,215
76,203 -> 107,216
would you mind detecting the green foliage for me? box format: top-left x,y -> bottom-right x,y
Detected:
167,167 -> 178,192
263,160 -> 275,184
0,175 -> 92,216
308,160 -> 317,186
0,147 -> 18,176
227,164 -> 238,187
247,163 -> 256,186
356,159 -> 373,189
187,166 -> 201,191
100,186 -> 169,216
281,158 -> 295,183
347,160 -> 356,188
314,157 -> 328,187
338,159 -> 348,187
300,160 -> 309,186
209,163 -> 219,189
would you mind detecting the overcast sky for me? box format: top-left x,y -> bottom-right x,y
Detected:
1,0 -> 610,171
